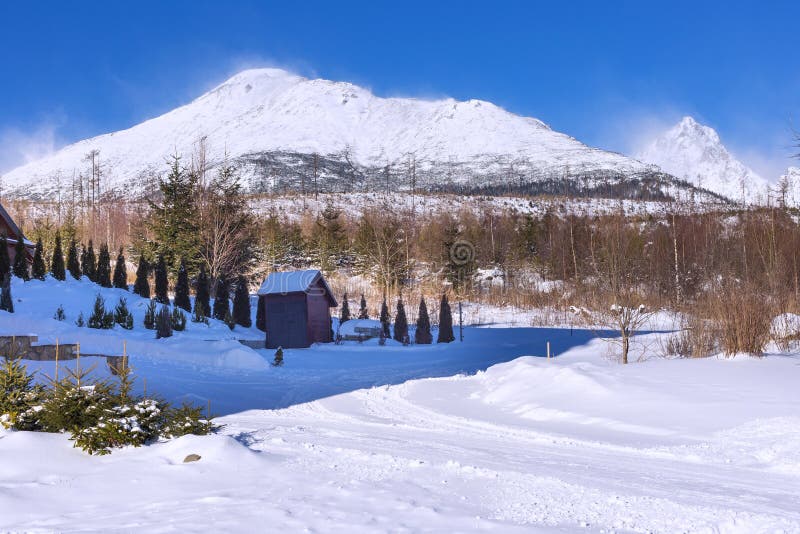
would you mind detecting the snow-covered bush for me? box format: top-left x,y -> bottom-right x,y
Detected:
143,299 -> 157,330
155,306 -> 173,339
1,358 -> 214,455
170,306 -> 187,331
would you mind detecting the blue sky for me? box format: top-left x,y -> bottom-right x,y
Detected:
1,0 -> 798,178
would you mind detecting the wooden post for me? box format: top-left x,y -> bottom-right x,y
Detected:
459,301 -> 464,342
547,341 -> 551,360
55,337 -> 59,382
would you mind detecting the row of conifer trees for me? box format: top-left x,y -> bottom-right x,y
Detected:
338,292 -> 455,344
8,232 -> 253,330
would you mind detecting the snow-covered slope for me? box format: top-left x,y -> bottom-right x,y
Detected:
1,68 -> 692,200
637,116 -> 769,203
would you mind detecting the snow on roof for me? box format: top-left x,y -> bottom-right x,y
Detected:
257,269 -> 337,306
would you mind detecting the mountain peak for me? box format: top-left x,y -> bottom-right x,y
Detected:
636,116 -> 766,202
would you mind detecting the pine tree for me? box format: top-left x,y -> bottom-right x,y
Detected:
437,294 -> 455,343
255,296 -> 266,331
170,306 -> 187,331
50,234 -> 66,281
12,237 -> 29,280
133,256 -> 150,298
173,260 -> 191,312
212,276 -> 230,321
0,236 -> 10,280
96,244 -> 112,288
83,241 -> 97,282
113,248 -> 128,290
155,306 -> 173,339
0,273 -> 13,313
113,298 -> 134,330
154,255 -> 169,305
415,297 -> 432,344
340,292 -> 351,324
358,294 -> 369,319
379,296 -> 390,338
143,300 -> 157,330
31,239 -> 46,281
272,346 -> 284,367
232,276 -> 252,328
87,294 -> 113,329
194,264 -> 210,318
393,297 -> 408,343
67,240 -> 81,280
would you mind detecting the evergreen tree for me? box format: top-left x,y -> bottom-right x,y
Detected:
232,276 -> 252,327
113,248 -> 128,289
96,244 -> 112,288
340,292 -> 351,324
0,236 -> 10,280
170,306 -> 187,331
67,240 -> 81,280
191,301 -> 209,324
255,296 -> 266,331
415,297 -> 432,344
173,260 -> 191,312
148,155 -> 201,274
437,294 -> 455,343
0,273 -> 13,313
224,307 -> 235,330
143,300 -> 157,330
31,239 -> 46,281
379,296 -> 391,338
393,297 -> 408,343
113,298 -> 134,330
133,256 -> 150,298
358,294 -> 369,319
12,237 -> 29,280
83,241 -> 97,282
87,294 -> 114,329
194,264 -> 210,318
272,346 -> 284,367
155,306 -> 173,339
212,276 -> 230,321
153,255 -> 169,305
50,234 -> 66,281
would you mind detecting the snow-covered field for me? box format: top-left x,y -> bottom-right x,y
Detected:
2,277 -> 800,532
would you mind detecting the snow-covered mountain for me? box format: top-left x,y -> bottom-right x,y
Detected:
2,69 -> 716,201
637,116 -> 769,203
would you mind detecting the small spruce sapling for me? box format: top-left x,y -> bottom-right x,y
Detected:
170,306 -> 187,331
194,264 -> 210,318
154,255 -> 169,305
113,248 -> 128,290
173,260 -> 191,312
155,306 -> 173,339
31,239 -> 46,281
83,241 -> 96,282
50,234 -> 66,281
393,297 -> 408,343
0,273 -> 14,313
133,256 -> 150,298
358,294 -> 369,319
340,292 -> 351,323
87,294 -> 114,329
54,304 -> 65,321
113,298 -> 134,330
96,244 -> 112,287
272,346 -> 284,367
379,296 -> 391,338
437,294 -> 455,343
75,312 -> 85,327
232,276 -> 251,327
414,297 -> 433,344
67,240 -> 81,280
212,276 -> 230,321
143,300 -> 157,330
12,237 -> 29,280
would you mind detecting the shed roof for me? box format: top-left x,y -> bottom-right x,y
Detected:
257,269 -> 337,306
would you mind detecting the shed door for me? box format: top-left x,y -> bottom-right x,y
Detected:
267,299 -> 308,348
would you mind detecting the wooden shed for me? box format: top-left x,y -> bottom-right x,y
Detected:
257,270 -> 337,349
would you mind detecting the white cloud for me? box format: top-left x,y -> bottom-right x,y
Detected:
0,122 -> 63,174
